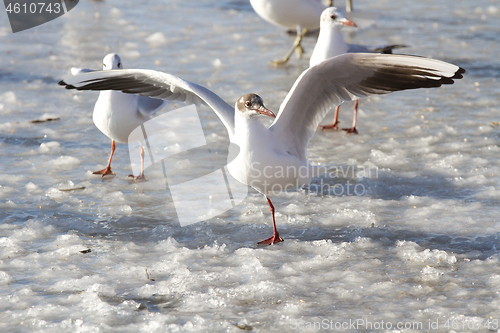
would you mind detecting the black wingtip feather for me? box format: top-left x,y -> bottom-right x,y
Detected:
58,79 -> 78,90
358,64 -> 465,94
452,67 -> 466,79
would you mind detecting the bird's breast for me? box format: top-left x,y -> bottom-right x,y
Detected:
227,138 -> 312,195
93,91 -> 148,143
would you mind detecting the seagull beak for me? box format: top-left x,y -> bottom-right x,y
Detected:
257,105 -> 276,118
341,18 -> 357,27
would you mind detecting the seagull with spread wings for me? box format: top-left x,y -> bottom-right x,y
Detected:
60,53 -> 464,244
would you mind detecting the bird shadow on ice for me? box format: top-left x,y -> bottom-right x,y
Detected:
309,166 -> 479,202
358,173 -> 478,202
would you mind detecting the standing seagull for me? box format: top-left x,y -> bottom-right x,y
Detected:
72,53 -> 166,180
310,7 -> 407,133
60,53 -> 464,244
249,0 -> 330,66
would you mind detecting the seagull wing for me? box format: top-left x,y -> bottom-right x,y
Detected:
269,53 -> 465,160
70,67 -> 168,118
59,69 -> 235,136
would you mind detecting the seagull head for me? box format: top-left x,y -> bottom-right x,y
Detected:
320,7 -> 357,30
102,53 -> 123,70
236,93 -> 276,118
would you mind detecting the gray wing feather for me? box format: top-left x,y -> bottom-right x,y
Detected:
269,53 -> 464,160
137,96 -> 166,116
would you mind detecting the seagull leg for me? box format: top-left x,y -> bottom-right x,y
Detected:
93,140 -> 116,177
342,100 -> 359,134
129,145 -> 148,182
346,0 -> 353,12
294,28 -> 306,59
272,27 -> 307,66
258,197 -> 284,245
319,105 -> 341,130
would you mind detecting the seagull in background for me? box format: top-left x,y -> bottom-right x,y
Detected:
60,53 -> 464,244
71,53 -> 166,181
249,0 -> 330,66
310,7 -> 407,134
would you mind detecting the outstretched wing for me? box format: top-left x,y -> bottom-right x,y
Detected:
269,53 -> 465,160
59,69 -> 236,136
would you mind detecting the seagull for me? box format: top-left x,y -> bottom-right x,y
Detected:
310,7 -> 407,134
72,53 -> 166,181
59,53 -> 464,244
249,0 -> 330,66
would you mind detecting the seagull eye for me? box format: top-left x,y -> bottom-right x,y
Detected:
245,101 -> 251,108
330,15 -> 337,19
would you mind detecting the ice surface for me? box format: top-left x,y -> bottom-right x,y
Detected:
0,0 -> 500,332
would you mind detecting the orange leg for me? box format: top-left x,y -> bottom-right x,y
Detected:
93,140 -> 116,176
129,146 -> 148,182
342,100 -> 359,134
258,197 -> 284,245
319,105 -> 340,130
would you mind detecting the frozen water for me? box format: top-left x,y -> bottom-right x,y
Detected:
1,0 -> 500,332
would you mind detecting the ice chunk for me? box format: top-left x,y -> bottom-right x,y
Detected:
0,271 -> 14,285
47,156 -> 81,170
0,91 -> 16,104
25,182 -> 39,192
38,141 -> 61,154
145,32 -> 168,45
